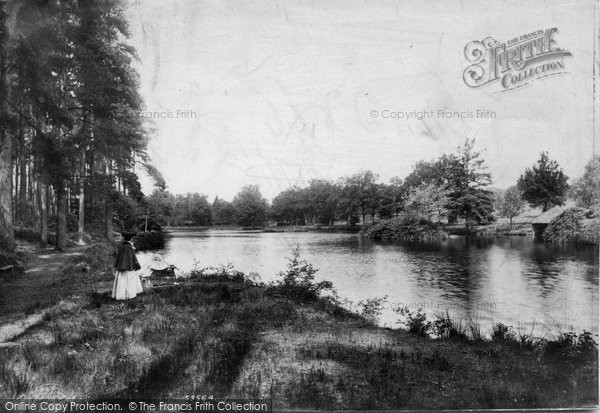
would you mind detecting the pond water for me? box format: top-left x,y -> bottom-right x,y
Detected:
138,229 -> 599,337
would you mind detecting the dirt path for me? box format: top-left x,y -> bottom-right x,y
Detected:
0,243 -> 112,330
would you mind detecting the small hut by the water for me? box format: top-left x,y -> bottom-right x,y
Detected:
531,205 -> 566,239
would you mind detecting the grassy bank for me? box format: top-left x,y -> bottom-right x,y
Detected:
445,222 -> 533,237
0,247 -> 597,409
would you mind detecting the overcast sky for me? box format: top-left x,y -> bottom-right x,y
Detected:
126,0 -> 598,201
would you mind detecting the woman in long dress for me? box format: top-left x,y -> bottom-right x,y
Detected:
112,232 -> 143,300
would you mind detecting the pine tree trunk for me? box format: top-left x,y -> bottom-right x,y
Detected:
89,152 -> 94,226
0,7 -> 14,252
77,149 -> 86,245
104,195 -> 113,240
18,98 -> 26,223
27,160 -> 32,200
0,126 -> 13,251
39,181 -> 48,244
28,161 -> 38,226
55,184 -> 67,251
50,186 -> 56,216
67,186 -> 71,217
104,159 -> 114,241
13,156 -> 18,206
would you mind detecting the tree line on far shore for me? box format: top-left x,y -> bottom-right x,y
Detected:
143,140 -> 598,230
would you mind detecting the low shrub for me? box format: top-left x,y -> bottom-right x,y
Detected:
399,310 -> 479,341
432,312 -> 470,341
0,251 -> 26,281
190,262 -> 259,285
492,323 -> 515,341
133,231 -> 165,251
395,307 -> 431,336
357,296 -> 388,325
543,207 -> 599,244
579,215 -> 600,244
360,214 -> 448,242
62,243 -> 115,276
14,228 -> 44,244
543,331 -> 598,366
266,246 -> 334,303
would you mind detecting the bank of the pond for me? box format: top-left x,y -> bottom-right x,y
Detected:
164,225 -> 363,233
359,218 -> 537,240
262,224 -> 363,233
359,211 -> 599,244
0,247 -> 597,410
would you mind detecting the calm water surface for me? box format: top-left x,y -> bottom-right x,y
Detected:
138,229 -> 599,336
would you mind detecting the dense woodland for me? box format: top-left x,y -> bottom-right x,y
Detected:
1,1 -> 598,255
0,0 -> 153,252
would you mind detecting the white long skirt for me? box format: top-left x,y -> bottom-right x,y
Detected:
112,270 -> 143,300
